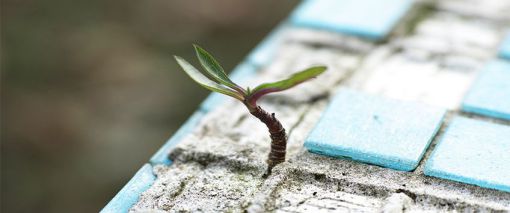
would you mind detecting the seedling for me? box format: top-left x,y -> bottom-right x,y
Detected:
174,45 -> 326,175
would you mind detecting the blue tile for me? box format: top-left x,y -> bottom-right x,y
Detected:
200,62 -> 258,112
290,0 -> 413,41
305,89 -> 446,171
425,117 -> 510,192
150,111 -> 205,165
101,164 -> 155,213
246,23 -> 287,66
499,33 -> 510,60
462,60 -> 510,121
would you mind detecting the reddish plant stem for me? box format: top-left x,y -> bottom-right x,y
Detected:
244,102 -> 287,176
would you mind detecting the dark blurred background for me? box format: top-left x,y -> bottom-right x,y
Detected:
1,1 -> 298,212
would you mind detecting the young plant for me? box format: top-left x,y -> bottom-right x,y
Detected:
175,45 -> 326,175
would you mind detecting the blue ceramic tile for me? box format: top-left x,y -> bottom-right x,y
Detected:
499,34 -> 510,60
462,60 -> 510,121
305,88 -> 446,171
290,0 -> 413,41
425,117 -> 510,192
246,23 -> 287,66
150,111 -> 205,165
199,62 -> 258,112
101,164 -> 155,213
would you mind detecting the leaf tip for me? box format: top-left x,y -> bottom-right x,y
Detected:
173,55 -> 182,62
308,65 -> 327,78
315,65 -> 328,72
192,43 -> 204,52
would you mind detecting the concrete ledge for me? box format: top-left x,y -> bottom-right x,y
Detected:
105,0 -> 510,211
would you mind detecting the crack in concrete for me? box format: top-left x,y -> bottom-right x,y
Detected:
291,153 -> 510,211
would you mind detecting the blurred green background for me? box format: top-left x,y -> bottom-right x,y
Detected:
1,1 -> 298,212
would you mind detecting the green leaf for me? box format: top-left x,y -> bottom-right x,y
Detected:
193,44 -> 244,93
245,66 -> 327,106
174,56 -> 244,100
252,66 -> 327,95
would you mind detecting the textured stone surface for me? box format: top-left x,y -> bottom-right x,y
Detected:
120,0 -> 510,212
131,149 -> 510,212
356,53 -> 479,109
462,60 -> 510,121
305,88 -> 446,171
290,0 -> 414,40
436,0 -> 510,21
405,12 -> 501,59
291,152 -> 510,211
425,116 -> 510,192
349,11 -> 504,109
131,162 -> 265,212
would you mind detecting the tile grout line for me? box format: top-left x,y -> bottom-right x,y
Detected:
413,110 -> 454,175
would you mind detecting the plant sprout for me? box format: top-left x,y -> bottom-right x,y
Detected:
175,45 -> 327,175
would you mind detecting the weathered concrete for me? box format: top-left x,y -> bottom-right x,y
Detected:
131,0 -> 510,212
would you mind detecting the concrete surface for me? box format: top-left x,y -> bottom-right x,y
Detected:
128,0 -> 510,212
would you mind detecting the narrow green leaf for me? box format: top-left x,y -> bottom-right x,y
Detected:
245,66 -> 327,106
174,56 -> 243,100
251,66 -> 327,95
193,44 -> 244,93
